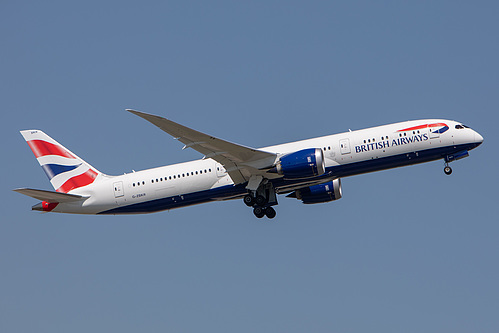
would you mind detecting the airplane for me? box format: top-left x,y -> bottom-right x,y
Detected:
14,110 -> 483,219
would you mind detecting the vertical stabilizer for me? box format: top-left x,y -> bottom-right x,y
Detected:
20,130 -> 102,193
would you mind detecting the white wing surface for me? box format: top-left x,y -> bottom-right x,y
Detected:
127,110 -> 277,184
13,188 -> 86,203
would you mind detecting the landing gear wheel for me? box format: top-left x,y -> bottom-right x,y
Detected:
265,206 -> 276,219
253,207 -> 265,219
255,195 -> 267,206
444,166 -> 452,175
243,195 -> 255,206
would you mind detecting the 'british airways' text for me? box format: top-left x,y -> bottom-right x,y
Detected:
355,133 -> 428,153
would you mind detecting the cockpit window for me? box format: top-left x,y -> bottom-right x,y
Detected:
455,124 -> 464,129
462,124 -> 470,128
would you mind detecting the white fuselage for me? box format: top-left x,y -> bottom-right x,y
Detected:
49,119 -> 483,214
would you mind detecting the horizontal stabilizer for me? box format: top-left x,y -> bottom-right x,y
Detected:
13,188 -> 87,203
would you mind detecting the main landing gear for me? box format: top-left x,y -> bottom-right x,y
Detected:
253,205 -> 277,219
244,194 -> 277,219
243,179 -> 278,219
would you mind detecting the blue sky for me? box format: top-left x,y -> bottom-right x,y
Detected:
2,1 -> 498,332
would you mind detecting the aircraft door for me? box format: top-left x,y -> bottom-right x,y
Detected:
113,181 -> 124,198
429,124 -> 439,139
216,163 -> 227,177
339,139 -> 351,154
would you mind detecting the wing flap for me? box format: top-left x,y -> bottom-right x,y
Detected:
13,188 -> 86,203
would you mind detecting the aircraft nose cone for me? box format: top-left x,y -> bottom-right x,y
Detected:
474,131 -> 484,146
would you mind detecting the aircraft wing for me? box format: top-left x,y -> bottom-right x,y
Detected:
13,188 -> 86,203
127,110 -> 277,184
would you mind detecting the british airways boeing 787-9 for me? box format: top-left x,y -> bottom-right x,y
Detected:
14,110 -> 483,219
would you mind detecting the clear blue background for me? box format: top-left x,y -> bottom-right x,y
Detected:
2,1 -> 497,332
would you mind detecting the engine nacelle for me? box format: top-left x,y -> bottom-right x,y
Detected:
290,179 -> 342,204
272,148 -> 325,179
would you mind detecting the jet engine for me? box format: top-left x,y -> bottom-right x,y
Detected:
270,148 -> 325,179
287,179 -> 342,204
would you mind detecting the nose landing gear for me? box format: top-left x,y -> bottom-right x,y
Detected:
444,164 -> 452,175
443,150 -> 470,175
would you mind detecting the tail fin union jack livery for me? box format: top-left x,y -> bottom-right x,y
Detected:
14,111 -> 483,219
21,130 -> 100,194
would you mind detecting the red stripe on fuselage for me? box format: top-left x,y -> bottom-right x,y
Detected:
397,123 -> 447,132
27,140 -> 75,159
56,169 -> 98,193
